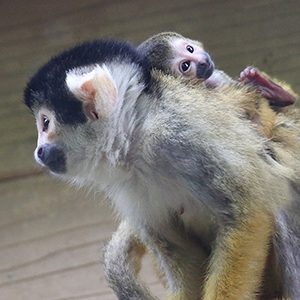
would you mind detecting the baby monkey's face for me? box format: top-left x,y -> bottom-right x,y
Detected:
170,38 -> 214,80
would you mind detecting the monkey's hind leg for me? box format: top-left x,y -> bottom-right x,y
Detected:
203,207 -> 274,300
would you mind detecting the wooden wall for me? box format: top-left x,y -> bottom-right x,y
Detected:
1,0 -> 299,299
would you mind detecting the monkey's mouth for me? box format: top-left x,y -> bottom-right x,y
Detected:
196,61 -> 214,80
35,144 -> 67,174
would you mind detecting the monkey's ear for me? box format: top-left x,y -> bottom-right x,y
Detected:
66,65 -> 117,120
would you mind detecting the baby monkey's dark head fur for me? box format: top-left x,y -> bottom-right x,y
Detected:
24,39 -> 150,176
139,31 -> 214,80
138,32 -> 177,75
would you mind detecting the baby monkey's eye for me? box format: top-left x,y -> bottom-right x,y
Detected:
186,45 -> 194,53
181,61 -> 191,73
43,116 -> 50,132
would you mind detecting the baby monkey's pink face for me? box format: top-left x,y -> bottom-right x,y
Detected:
170,38 -> 214,80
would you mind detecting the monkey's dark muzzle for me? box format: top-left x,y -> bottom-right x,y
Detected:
196,53 -> 215,80
36,144 -> 67,174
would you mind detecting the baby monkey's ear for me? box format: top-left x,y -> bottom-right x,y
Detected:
66,65 -> 117,120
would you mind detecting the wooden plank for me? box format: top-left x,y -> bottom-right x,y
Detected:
0,174 -> 165,299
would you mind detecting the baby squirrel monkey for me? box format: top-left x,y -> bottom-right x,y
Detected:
25,39 -> 296,300
104,32 -> 300,299
138,31 -> 297,138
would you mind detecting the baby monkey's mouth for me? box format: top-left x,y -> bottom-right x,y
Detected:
196,56 -> 214,80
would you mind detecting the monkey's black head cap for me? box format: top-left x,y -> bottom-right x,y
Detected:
24,39 -> 150,125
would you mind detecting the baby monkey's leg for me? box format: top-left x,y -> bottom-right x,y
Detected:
239,67 -> 296,107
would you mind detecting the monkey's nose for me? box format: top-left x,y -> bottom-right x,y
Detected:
196,53 -> 215,80
37,144 -> 67,174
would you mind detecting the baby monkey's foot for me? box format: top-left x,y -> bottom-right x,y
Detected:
239,66 -> 295,107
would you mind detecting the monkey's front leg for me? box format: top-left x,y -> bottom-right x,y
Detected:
203,207 -> 274,300
103,220 -> 158,300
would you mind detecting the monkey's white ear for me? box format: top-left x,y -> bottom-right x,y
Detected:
66,65 -> 117,120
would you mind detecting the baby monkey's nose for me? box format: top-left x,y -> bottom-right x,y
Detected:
196,53 -> 214,80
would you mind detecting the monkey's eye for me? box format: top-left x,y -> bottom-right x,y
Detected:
180,61 -> 191,73
186,45 -> 194,53
43,116 -> 50,132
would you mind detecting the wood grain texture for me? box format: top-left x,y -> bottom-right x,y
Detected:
0,174 -> 166,299
0,0 -> 299,299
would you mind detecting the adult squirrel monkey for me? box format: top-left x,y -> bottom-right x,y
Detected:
25,39 -> 295,299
